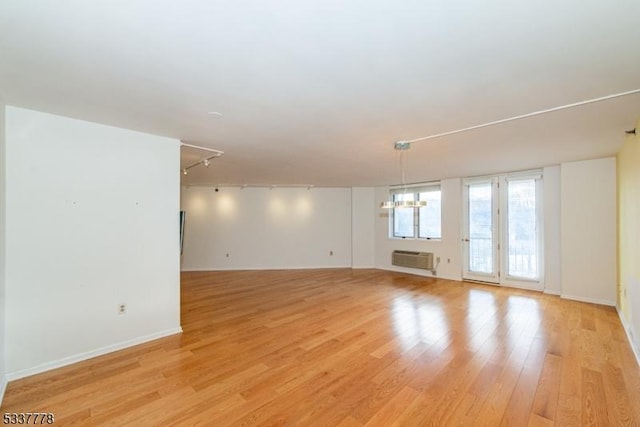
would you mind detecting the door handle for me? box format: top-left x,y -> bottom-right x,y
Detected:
462,238 -> 470,242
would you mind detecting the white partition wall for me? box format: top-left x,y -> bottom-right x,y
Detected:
560,157 -> 617,305
0,103 -> 7,398
543,165 -> 562,294
351,188 -> 375,268
5,107 -> 182,378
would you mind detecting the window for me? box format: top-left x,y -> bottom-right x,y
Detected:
390,184 -> 442,239
418,189 -> 441,239
393,193 -> 415,237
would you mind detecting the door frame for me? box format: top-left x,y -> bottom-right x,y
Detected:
462,172 -> 544,290
462,177 -> 500,284
499,172 -> 544,291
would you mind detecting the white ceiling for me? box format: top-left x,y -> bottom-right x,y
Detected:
1,1 -> 639,187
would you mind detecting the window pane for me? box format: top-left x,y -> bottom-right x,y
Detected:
418,190 -> 441,238
507,179 -> 538,279
468,183 -> 493,274
393,193 -> 414,238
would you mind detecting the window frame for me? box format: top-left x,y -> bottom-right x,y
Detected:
389,183 -> 442,240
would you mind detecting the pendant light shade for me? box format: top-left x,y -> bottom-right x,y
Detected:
381,201 -> 395,209
380,199 -> 427,209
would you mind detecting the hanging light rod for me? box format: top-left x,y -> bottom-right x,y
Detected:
380,141 -> 427,209
403,88 -> 640,145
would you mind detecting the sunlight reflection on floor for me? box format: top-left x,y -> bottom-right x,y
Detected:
390,288 -> 544,357
391,295 -> 449,351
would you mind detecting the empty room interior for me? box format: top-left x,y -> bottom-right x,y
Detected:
1,1 -> 640,425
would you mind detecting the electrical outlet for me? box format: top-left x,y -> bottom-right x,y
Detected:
118,303 -> 127,315
436,257 -> 441,263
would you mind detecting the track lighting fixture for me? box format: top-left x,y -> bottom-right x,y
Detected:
181,153 -> 221,175
180,141 -> 224,176
204,184 -> 315,190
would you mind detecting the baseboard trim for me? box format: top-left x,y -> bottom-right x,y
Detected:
181,265 -> 352,272
500,282 -> 544,292
617,308 -> 640,368
560,294 -> 616,307
377,266 -> 462,282
6,327 -> 183,382
543,289 -> 562,296
0,374 -> 8,406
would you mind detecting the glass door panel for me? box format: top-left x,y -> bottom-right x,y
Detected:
469,183 -> 493,274
463,180 -> 498,283
506,179 -> 539,280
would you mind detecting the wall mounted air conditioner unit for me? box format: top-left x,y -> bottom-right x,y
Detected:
392,250 -> 434,270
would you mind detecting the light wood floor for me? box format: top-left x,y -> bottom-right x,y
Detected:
2,269 -> 640,426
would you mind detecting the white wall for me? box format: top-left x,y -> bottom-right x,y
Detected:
616,122 -> 640,362
181,186 -> 352,270
374,178 -> 463,281
543,165 -> 561,294
0,102 -> 7,400
5,107 -> 181,378
351,188 -> 375,268
561,157 -> 617,305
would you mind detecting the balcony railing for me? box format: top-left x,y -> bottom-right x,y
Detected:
469,235 -> 537,279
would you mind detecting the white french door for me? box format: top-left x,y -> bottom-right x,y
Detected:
462,172 -> 543,290
462,178 -> 500,283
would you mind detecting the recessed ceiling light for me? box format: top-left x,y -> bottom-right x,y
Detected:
207,112 -> 223,118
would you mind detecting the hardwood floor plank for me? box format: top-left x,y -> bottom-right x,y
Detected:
530,353 -> 562,421
556,301 -> 583,425
336,416 -> 364,427
582,367 -> 610,426
499,335 -> 547,427
601,362 -> 637,426
527,413 -> 555,427
1,269 -> 638,426
470,326 -> 543,424
362,386 -> 420,426
169,393 -> 246,427
615,339 -> 640,423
